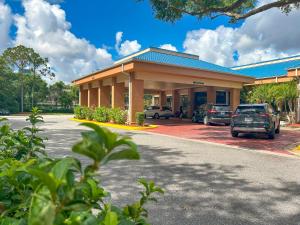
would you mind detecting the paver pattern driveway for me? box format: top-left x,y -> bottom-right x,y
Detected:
146,118 -> 300,154
4,115 -> 300,225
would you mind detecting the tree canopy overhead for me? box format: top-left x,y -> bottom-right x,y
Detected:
142,0 -> 300,22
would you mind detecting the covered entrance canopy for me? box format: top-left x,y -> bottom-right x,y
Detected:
73,48 -> 254,124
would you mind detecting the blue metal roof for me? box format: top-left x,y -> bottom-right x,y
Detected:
132,50 -> 244,76
232,57 -> 300,79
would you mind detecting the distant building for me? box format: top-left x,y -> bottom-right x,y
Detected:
232,55 -> 300,85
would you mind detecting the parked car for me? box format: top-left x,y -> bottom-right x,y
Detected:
231,103 -> 280,139
0,109 -> 10,115
192,104 -> 232,125
144,106 -> 173,119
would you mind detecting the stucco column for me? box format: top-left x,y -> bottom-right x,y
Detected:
98,81 -> 111,107
159,91 -> 167,108
172,89 -> 180,113
207,86 -> 216,104
129,73 -> 144,124
111,77 -> 125,109
79,86 -> 82,106
187,88 -> 194,117
230,88 -> 240,111
87,84 -> 92,107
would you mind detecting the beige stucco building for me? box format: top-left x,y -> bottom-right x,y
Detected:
73,48 -> 254,124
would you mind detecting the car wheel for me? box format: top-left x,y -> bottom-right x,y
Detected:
154,113 -> 160,119
275,124 -> 280,134
268,127 -> 275,139
203,116 -> 209,125
225,123 -> 230,126
231,131 -> 238,137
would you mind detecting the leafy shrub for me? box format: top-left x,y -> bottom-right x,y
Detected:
74,106 -> 85,119
0,109 -> 163,224
82,107 -> 94,120
109,108 -> 127,124
93,107 -> 109,122
0,107 -> 46,160
136,112 -> 145,126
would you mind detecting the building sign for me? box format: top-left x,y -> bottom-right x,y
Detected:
193,81 -> 205,85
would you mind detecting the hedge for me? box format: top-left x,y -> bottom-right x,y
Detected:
74,106 -> 128,125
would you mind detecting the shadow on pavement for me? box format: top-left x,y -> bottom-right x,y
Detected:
45,129 -> 300,225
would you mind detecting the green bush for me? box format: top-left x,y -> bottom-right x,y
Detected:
74,106 -> 85,119
0,107 -> 46,160
0,109 -> 164,224
75,106 -> 128,125
82,107 -> 94,120
109,108 -> 128,124
136,112 -> 145,126
93,107 -> 109,122
75,106 -> 94,120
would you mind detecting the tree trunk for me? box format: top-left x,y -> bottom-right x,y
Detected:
20,82 -> 24,113
31,86 -> 34,109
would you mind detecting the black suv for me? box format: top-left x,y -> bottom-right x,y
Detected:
192,104 -> 232,125
231,104 -> 280,139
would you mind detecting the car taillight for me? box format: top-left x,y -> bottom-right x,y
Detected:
231,114 -> 239,118
208,110 -> 217,113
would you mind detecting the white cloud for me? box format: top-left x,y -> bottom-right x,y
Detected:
159,44 -> 177,51
14,0 -> 113,82
0,0 -> 12,52
115,31 -> 141,56
183,5 -> 300,66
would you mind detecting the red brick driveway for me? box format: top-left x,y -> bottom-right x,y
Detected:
146,119 -> 300,155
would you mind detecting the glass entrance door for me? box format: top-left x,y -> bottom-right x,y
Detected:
194,92 -> 207,108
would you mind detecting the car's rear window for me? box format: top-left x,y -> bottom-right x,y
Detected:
148,106 -> 159,110
236,105 -> 266,114
213,106 -> 230,111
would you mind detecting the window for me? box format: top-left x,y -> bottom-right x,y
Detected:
166,96 -> 172,107
236,105 -> 265,114
180,95 -> 189,111
216,91 -> 229,105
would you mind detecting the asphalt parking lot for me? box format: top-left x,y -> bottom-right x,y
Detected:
4,115 -> 300,225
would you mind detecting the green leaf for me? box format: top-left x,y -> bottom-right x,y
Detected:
51,157 -> 81,181
28,169 -> 57,196
28,187 -> 55,225
0,217 -> 23,225
72,139 -> 105,162
102,148 -> 140,165
104,211 -> 119,225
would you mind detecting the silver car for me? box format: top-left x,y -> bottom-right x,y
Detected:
144,106 -> 173,119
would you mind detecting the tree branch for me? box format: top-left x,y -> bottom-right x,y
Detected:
164,0 -> 300,21
232,0 -> 300,19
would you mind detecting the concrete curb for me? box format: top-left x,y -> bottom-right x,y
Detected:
70,118 -> 158,131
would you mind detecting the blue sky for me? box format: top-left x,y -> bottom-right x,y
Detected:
1,0 -> 300,82
6,0 -> 242,59
59,0 -> 242,59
